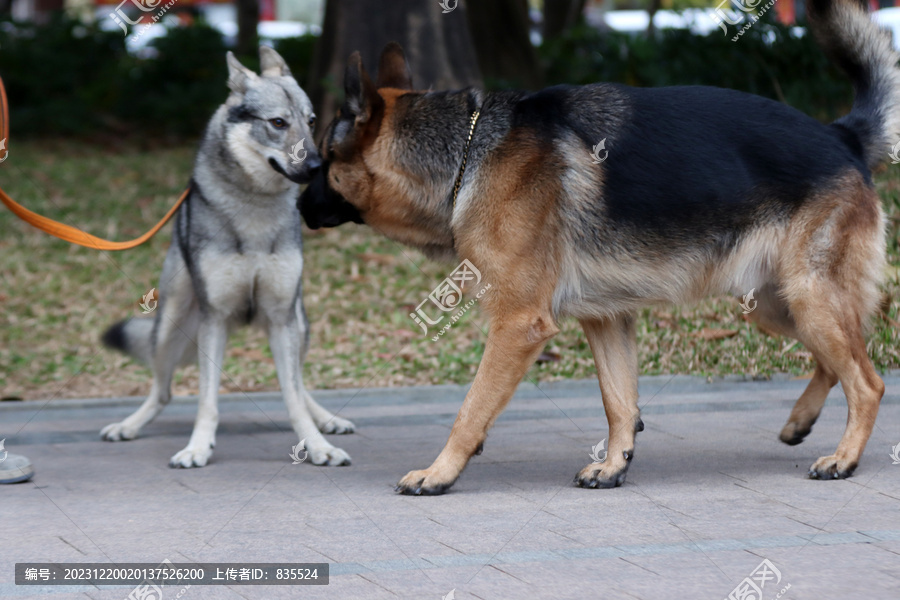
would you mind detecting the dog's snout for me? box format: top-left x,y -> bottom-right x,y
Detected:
305,154 -> 322,172
270,154 -> 322,185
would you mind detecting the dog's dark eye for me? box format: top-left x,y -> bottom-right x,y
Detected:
308,115 -> 316,127
269,118 -> 288,129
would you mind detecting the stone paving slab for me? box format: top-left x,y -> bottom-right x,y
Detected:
1,375 -> 899,599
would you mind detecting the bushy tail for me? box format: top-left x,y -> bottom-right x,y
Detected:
101,318 -> 155,365
807,0 -> 900,169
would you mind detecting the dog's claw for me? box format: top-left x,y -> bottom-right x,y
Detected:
574,458 -> 630,489
808,454 -> 857,480
169,445 -> 214,468
100,422 -> 139,441
307,445 -> 351,466
395,470 -> 455,495
318,416 -> 356,435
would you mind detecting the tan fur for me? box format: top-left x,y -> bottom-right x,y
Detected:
321,50 -> 887,491
774,172 -> 886,475
397,131 -> 566,493
575,315 -> 641,488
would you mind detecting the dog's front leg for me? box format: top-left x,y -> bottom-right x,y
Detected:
396,310 -> 558,495
170,316 -> 227,468
268,319 -> 351,466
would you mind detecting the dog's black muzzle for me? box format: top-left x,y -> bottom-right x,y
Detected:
269,153 -> 323,185
298,164 -> 364,229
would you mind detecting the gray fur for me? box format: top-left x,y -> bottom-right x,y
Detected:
100,48 -> 354,468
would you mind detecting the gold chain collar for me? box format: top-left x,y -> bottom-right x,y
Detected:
450,109 -> 481,210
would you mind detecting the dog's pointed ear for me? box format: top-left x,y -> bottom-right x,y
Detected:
226,51 -> 257,94
344,52 -> 381,123
259,45 -> 292,77
376,42 -> 412,90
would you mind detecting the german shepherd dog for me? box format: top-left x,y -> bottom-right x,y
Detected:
101,47 -> 354,468
301,0 -> 897,494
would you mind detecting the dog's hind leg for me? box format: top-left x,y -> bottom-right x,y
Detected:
743,284 -> 838,446
779,363 -> 838,446
269,304 -> 350,466
780,181 -> 885,479
574,314 -> 641,488
101,269 -> 198,442
788,295 -> 883,479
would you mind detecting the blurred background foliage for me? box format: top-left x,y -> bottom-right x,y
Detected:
0,15 -> 317,138
539,12 -> 852,121
0,8 -> 851,139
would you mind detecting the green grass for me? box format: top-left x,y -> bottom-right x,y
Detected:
0,139 -> 898,400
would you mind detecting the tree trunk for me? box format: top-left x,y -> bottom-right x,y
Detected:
542,0 -> 587,41
308,0 -> 482,132
236,0 -> 260,59
646,0 -> 662,37
466,0 -> 541,90
32,0 -> 63,24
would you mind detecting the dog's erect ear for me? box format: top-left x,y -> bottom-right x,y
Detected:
344,52 -> 381,123
226,51 -> 257,94
259,46 -> 292,77
376,42 -> 412,90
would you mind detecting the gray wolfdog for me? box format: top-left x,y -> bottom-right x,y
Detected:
300,0 -> 897,494
102,47 -> 354,468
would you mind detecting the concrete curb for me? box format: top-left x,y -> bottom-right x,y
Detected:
2,371 -> 899,411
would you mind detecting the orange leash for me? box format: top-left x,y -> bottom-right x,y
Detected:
0,75 -> 188,250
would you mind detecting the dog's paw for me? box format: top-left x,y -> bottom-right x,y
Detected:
169,445 -> 214,468
306,444 -> 351,466
574,450 -> 633,489
574,464 -> 628,489
808,454 -> 857,480
394,468 -> 456,496
318,416 -> 356,435
779,420 -> 812,446
100,421 -> 139,441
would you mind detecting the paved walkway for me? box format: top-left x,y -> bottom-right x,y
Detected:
2,375 -> 899,599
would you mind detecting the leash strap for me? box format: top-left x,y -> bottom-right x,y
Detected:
0,75 -> 188,251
